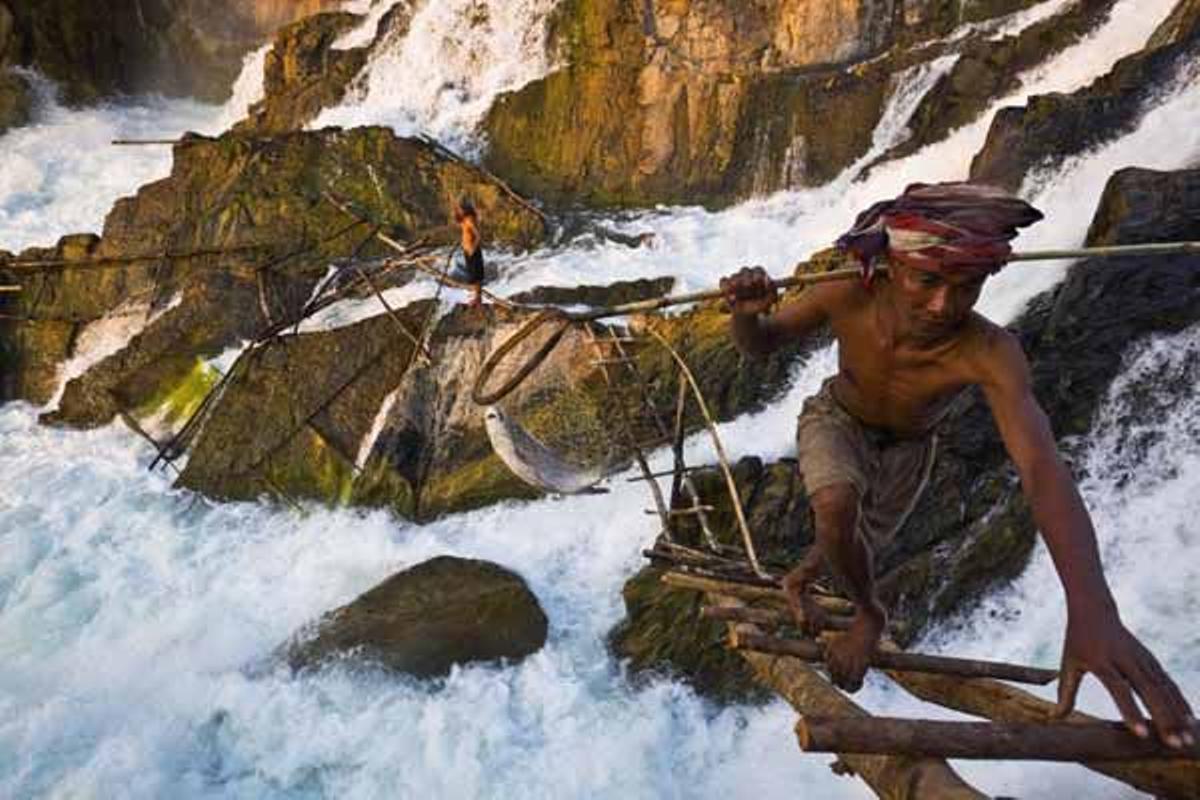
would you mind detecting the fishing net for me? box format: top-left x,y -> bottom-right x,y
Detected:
476,316 -> 658,493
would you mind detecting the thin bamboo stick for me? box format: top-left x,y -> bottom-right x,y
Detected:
732,630 -> 1057,685
661,570 -> 856,615
569,241 -> 1200,322
2,243 -> 272,270
645,327 -> 765,576
322,191 -> 519,310
702,602 -> 853,632
796,715 -> 1200,761
0,285 -> 21,292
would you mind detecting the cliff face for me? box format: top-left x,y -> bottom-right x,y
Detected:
0,0 -> 338,129
971,0 -> 1200,190
480,0 -> 1117,208
250,0 -> 341,33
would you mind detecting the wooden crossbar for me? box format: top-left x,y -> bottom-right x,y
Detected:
796,715 -> 1200,761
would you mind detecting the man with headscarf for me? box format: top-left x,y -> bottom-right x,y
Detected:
721,182 -> 1195,748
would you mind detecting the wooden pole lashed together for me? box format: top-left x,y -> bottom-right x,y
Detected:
796,716 -> 1200,762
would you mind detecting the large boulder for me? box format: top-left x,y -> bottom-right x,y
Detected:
610,166 -> 1200,702
970,0 -> 1200,190
172,273 -> 810,518
285,556 -> 549,678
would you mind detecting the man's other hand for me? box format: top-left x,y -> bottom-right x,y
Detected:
720,266 -> 777,316
1054,613 -> 1196,747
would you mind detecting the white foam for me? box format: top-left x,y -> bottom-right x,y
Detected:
2,0 -> 1198,796
0,75 -> 221,252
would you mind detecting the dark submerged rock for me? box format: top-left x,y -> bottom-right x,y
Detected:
285,556 -> 549,678
510,277 -> 674,308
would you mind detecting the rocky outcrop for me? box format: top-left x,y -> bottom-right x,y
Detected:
234,11 -> 374,135
284,556 -> 549,677
172,282 -> 810,518
0,0 -> 338,110
509,277 -> 673,308
0,65 -> 30,136
876,0 -> 1118,166
970,0 -> 1200,190
610,166 -> 1200,703
481,0 -> 1060,208
1,126 -> 546,412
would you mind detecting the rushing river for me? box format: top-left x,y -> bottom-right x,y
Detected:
2,1 -> 1198,797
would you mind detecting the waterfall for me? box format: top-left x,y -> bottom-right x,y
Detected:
311,0 -> 562,154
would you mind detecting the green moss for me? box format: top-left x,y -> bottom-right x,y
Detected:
264,427 -> 358,506
131,356 -> 219,429
419,454 -> 541,520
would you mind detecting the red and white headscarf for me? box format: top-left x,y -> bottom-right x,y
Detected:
837,182 -> 1044,283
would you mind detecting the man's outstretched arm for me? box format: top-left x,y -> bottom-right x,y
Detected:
979,330 -> 1195,747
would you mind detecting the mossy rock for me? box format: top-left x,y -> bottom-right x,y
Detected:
285,555 -> 549,678
609,566 -> 770,704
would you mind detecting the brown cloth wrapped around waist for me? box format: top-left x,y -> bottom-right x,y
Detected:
795,377 -> 938,548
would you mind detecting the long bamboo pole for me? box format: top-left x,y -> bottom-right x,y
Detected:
1,243 -> 272,271
796,716 -> 1200,761
0,285 -> 20,292
569,240 -> 1200,322
731,630 -> 1057,685
702,603 -> 853,632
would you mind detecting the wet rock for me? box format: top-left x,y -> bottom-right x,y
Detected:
610,166 -> 1200,703
284,556 -> 549,678
877,0 -> 1117,166
172,273 -> 808,519
234,11 -> 373,135
509,277 -> 673,307
970,0 -> 1200,190
3,126 -> 546,423
2,0 -> 248,105
482,0 -> 1048,208
0,67 -> 31,135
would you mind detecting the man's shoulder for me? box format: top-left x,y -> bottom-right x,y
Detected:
958,314 -> 1029,384
812,275 -> 872,315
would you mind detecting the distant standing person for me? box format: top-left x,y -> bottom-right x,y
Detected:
454,197 -> 485,309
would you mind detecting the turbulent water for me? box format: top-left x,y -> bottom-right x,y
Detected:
2,0 -> 1199,797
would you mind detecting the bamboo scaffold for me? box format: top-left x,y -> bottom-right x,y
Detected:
662,570 -> 1200,798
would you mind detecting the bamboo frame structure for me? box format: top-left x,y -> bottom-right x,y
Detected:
710,593 -> 987,799
670,574 -> 1200,798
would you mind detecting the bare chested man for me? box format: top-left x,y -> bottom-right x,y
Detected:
454,197 -> 485,309
721,183 -> 1195,748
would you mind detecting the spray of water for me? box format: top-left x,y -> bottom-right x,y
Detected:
312,0 -> 562,153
